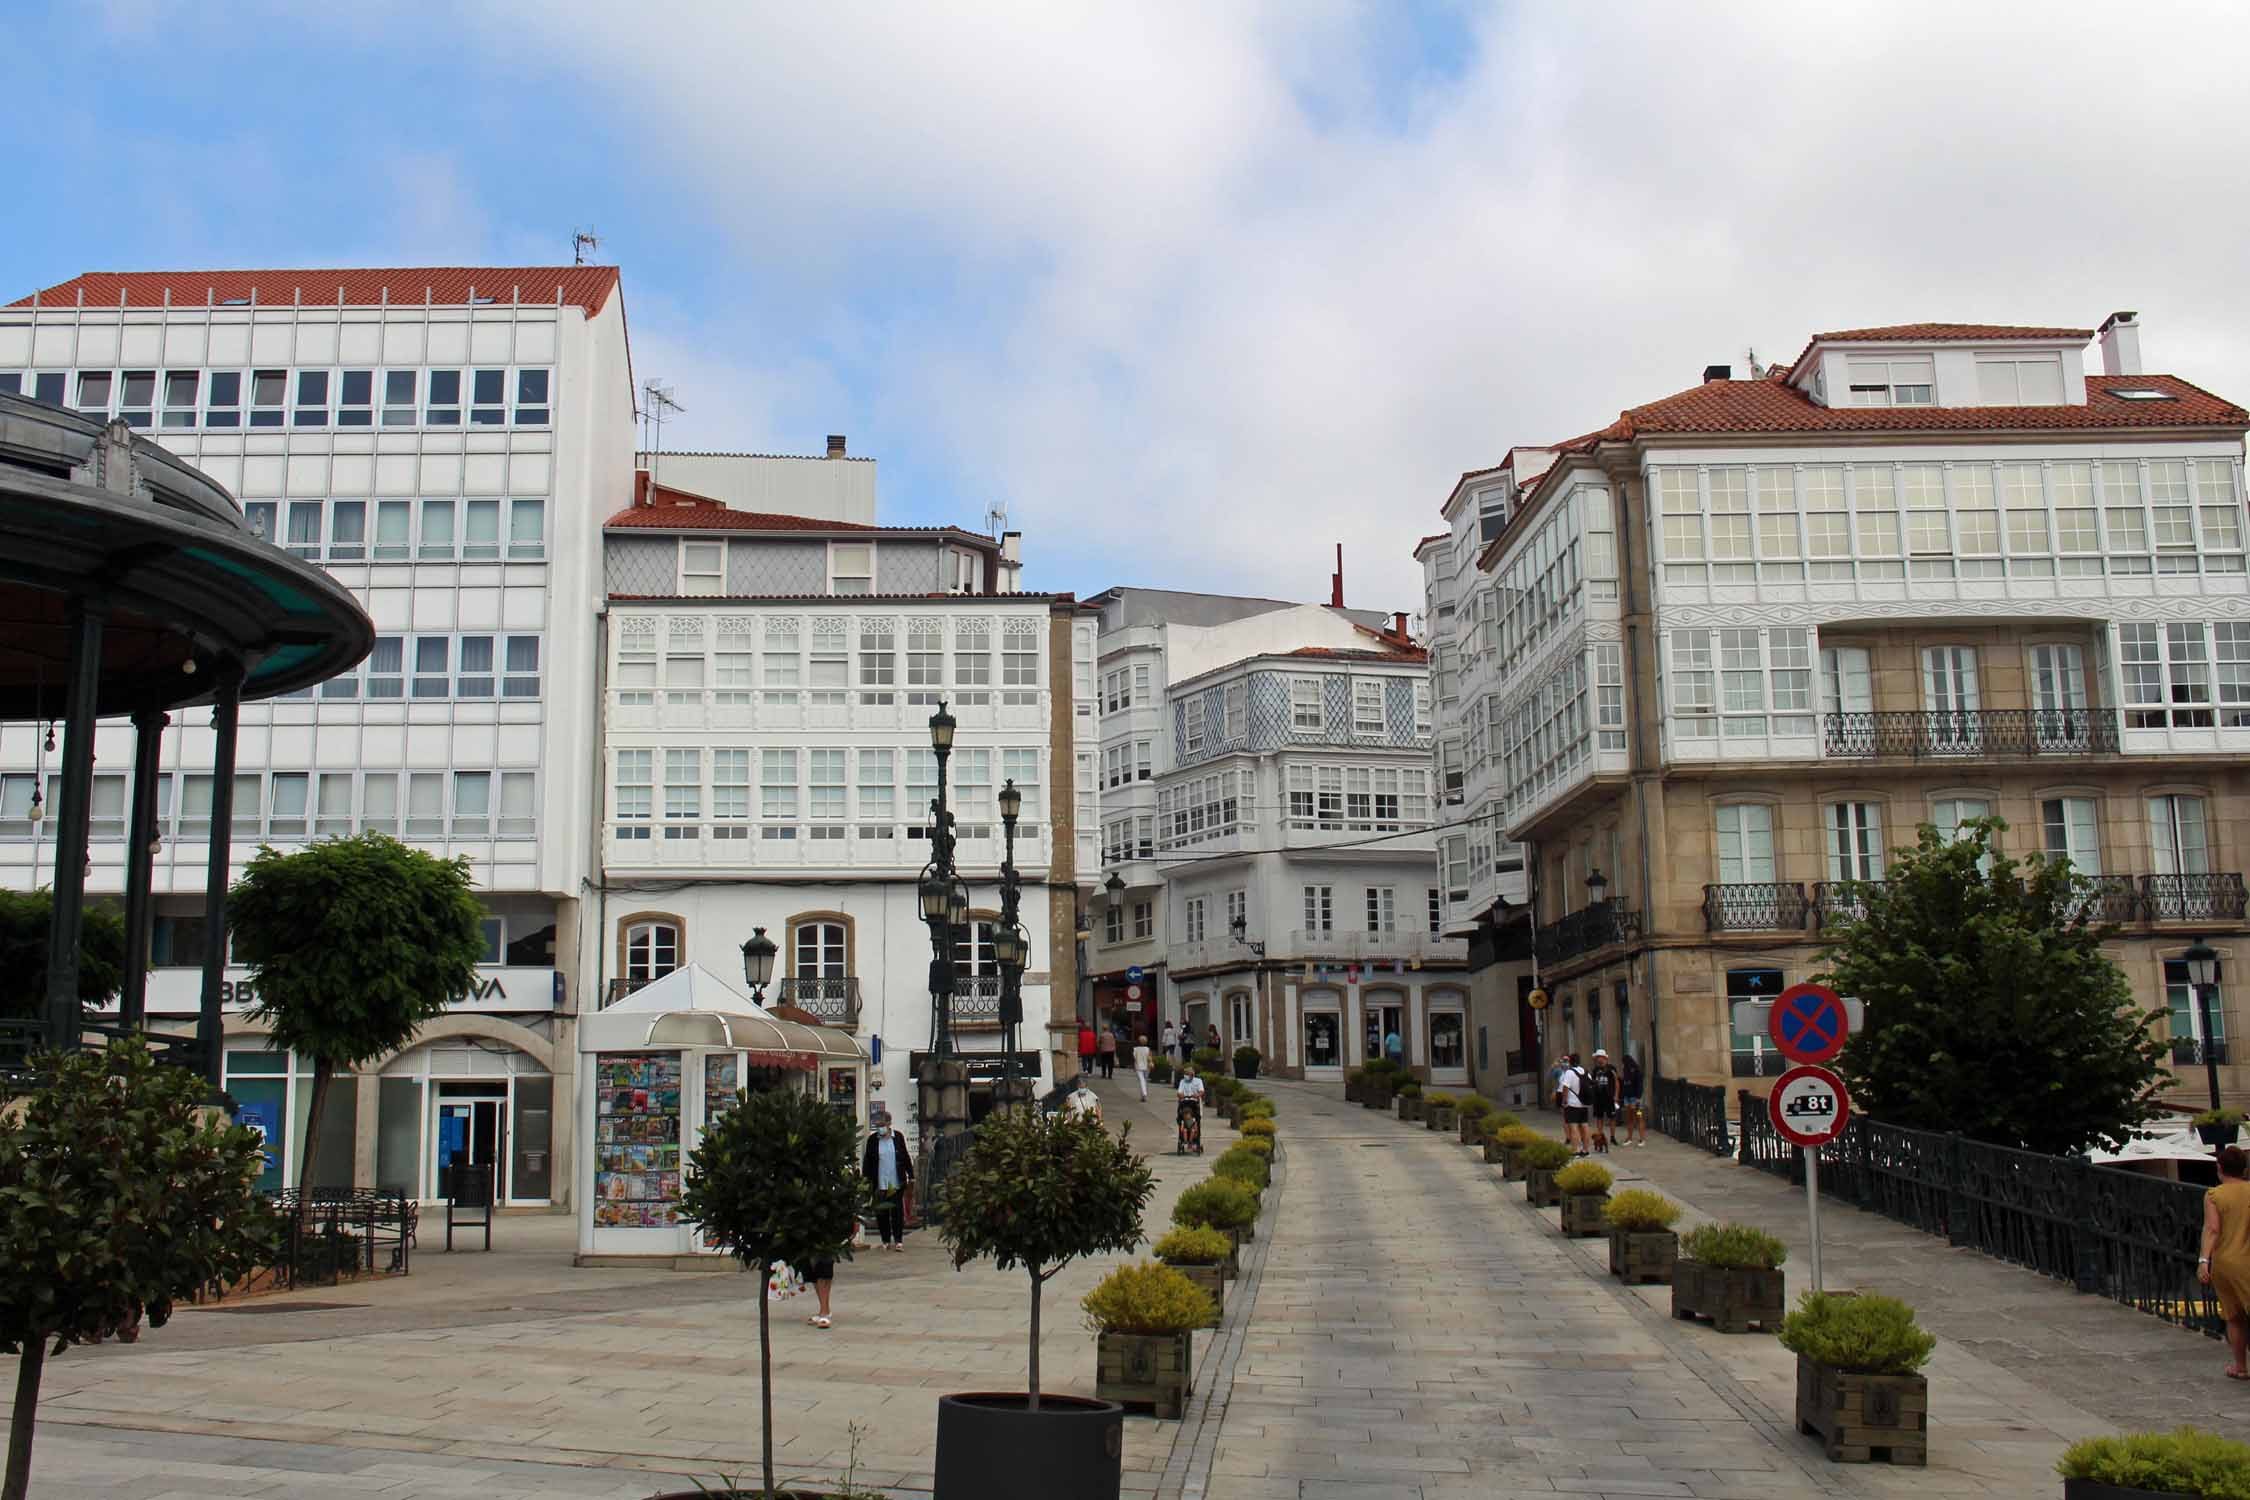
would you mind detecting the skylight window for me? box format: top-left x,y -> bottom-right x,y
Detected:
2110,388 -> 2176,401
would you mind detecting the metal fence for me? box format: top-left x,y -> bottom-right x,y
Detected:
1730,1093 -> 2220,1341
264,1189 -> 416,1289
1650,1075 -> 1732,1157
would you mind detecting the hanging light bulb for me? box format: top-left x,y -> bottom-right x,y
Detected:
44,722 -> 56,753
28,787 -> 44,825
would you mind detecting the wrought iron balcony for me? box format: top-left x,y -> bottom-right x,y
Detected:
2172,1037 -> 2230,1066
776,976 -> 862,1028
1535,900 -> 1642,966
1812,880 -> 1883,926
954,974 -> 1004,1022
2065,874 -> 2142,925
2143,873 -> 2250,923
1702,882 -> 1810,932
1822,708 -> 2120,759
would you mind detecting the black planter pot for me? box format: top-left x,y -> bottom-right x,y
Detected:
1234,1057 -> 1260,1079
934,1393 -> 1125,1500
2063,1479 -> 2192,1500
2198,1122 -> 2240,1146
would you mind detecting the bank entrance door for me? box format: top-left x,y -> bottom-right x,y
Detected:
435,1083 -> 507,1201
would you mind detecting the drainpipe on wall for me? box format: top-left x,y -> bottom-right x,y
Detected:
1608,464 -> 1664,1088
587,608 -> 611,1015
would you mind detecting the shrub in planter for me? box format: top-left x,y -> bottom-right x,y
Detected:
1233,1045 -> 1262,1080
1344,1067 -> 1367,1103
1240,1095 -> 1275,1119
1456,1096 -> 1493,1144
1171,1177 -> 1259,1237
1673,1222 -> 1788,1334
1150,1056 -> 1176,1084
2194,1108 -> 2246,1147
1396,1081 -> 1423,1121
1495,1123 -> 1542,1180
1423,1091 -> 1458,1132
1214,1148 -> 1271,1191
1602,1190 -> 1681,1285
2058,1426 -> 2250,1500
1083,1263 -> 1214,1418
1554,1160 -> 1613,1237
1153,1227 -> 1231,1314
1780,1291 -> 1934,1466
935,1106 -> 1154,1500
1234,1135 -> 1274,1159
1239,1117 -> 1276,1141
1191,1047 -> 1226,1075
1521,1137 -> 1573,1207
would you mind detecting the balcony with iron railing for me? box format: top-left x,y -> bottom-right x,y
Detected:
2172,1037 -> 2230,1067
1803,872 -> 2242,929
1822,708 -> 2121,760
775,976 -> 862,1028
1534,900 -> 1643,966
1702,882 -> 1810,933
954,974 -> 1003,1025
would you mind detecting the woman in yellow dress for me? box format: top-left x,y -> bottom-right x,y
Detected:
2199,1144 -> 2250,1379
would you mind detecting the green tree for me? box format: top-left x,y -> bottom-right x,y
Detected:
1822,818 -> 2167,1155
228,834 -> 486,1191
1,1037 -> 279,1500
0,889 -> 126,1026
938,1107 -> 1153,1407
678,1086 -> 863,1498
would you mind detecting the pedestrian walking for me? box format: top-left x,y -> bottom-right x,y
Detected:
1586,1048 -> 1620,1153
1383,1026 -> 1404,1068
1162,1020 -> 1178,1066
1619,1051 -> 1646,1146
1206,1023 -> 1221,1056
1098,1025 -> 1118,1079
861,1109 -> 912,1253
2203,1144 -> 2250,1379
1077,1021 -> 1097,1078
1132,1037 -> 1152,1101
1066,1078 -> 1104,1123
1557,1054 -> 1590,1156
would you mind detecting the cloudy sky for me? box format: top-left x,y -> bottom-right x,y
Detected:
8,2 -> 2248,610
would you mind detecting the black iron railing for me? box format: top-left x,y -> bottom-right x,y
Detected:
1812,879 -> 1881,926
2067,874 -> 2144,924
2144,873 -> 2250,923
954,975 -> 1003,1021
1535,900 -> 1643,966
606,976 -> 652,1007
1822,708 -> 2121,758
1732,1093 -> 2220,1341
2172,1037 -> 2230,1066
776,976 -> 862,1028
1651,1075 -> 1731,1155
263,1189 -> 416,1289
1702,882 -> 1809,932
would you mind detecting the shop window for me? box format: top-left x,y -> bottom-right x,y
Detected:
1429,1010 -> 1465,1070
1728,966 -> 1786,1077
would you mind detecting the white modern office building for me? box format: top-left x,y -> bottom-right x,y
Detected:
0,265 -> 636,1204
1085,588 -> 1467,1082
590,465 -> 1100,1158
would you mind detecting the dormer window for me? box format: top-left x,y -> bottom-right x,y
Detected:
1975,357 -> 2064,406
1846,357 -> 1935,407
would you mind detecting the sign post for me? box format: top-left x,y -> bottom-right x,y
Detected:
1769,1063 -> 1852,1291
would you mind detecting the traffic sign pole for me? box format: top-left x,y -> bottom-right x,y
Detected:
1769,1061 -> 1852,1296
1806,1144 -> 1822,1292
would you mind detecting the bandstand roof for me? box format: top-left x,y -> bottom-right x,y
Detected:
583,964 -> 867,1066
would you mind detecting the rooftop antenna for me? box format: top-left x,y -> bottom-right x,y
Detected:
571,227 -> 600,266
1743,345 -> 1766,380
640,380 -> 684,487
984,500 -> 1008,538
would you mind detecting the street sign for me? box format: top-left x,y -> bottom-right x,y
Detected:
1126,984 -> 1142,1001
1769,1064 -> 1851,1147
1768,982 -> 1850,1065
1125,966 -> 1145,983
1526,987 -> 1550,1011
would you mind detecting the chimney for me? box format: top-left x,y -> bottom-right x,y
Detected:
1702,364 -> 1731,383
826,434 -> 848,459
1392,610 -> 1409,642
633,468 -> 652,507
2098,311 -> 2142,376
1330,543 -> 1344,609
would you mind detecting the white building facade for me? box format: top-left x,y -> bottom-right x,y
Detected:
0,266 -> 637,1204
593,470 -> 1097,1143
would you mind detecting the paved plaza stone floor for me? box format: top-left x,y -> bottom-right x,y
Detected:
14,1074 -> 2207,1498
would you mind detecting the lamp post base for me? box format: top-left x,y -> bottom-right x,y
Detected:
992,1078 -> 1036,1117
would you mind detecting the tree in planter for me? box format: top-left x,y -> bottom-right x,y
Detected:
0,889 -> 125,1026
678,1085 -> 862,1499
228,835 -> 486,1192
1,1037 -> 279,1500
1822,818 -> 2167,1156
939,1105 -> 1153,1408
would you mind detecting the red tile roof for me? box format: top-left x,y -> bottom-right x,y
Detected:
10,266 -> 622,314
1285,645 -> 1428,663
1604,372 -> 2247,438
1812,321 -> 2095,343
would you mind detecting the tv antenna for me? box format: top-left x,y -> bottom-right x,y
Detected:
571,227 -> 600,266
640,381 -> 685,484
985,501 -> 1008,537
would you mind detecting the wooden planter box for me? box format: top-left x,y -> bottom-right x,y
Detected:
1165,1261 -> 1224,1326
1559,1191 -> 1608,1238
1365,1089 -> 1391,1111
1096,1330 -> 1194,1419
1344,1077 -> 1363,1104
1425,1104 -> 1457,1133
1608,1228 -> 1677,1284
1794,1355 -> 1927,1466
1671,1260 -> 1785,1333
1398,1096 -> 1423,1122
1525,1166 -> 1562,1208
1500,1145 -> 1529,1180
1482,1135 -> 1506,1164
1458,1115 -> 1485,1146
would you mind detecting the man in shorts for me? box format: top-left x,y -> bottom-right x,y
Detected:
1557,1054 -> 1591,1156
1585,1048 -> 1621,1153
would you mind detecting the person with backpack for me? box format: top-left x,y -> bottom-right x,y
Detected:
1555,1053 -> 1591,1156
1585,1049 -> 1621,1153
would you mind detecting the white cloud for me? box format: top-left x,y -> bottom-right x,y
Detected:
476,0 -> 2250,607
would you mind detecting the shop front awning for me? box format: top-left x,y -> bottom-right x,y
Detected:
580,964 -> 867,1070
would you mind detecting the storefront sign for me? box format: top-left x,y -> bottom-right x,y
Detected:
141,966 -> 561,1016
906,1051 -> 1042,1084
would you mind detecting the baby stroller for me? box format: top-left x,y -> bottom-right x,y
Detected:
1175,1096 -> 1203,1155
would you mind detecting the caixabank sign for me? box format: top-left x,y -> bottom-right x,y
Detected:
134,966 -> 564,1015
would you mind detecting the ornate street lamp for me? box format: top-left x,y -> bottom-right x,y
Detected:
740,926 -> 778,1006
1585,868 -> 1609,902
1104,870 -> 1125,900
2186,935 -> 2224,1112
996,777 -> 1028,1100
